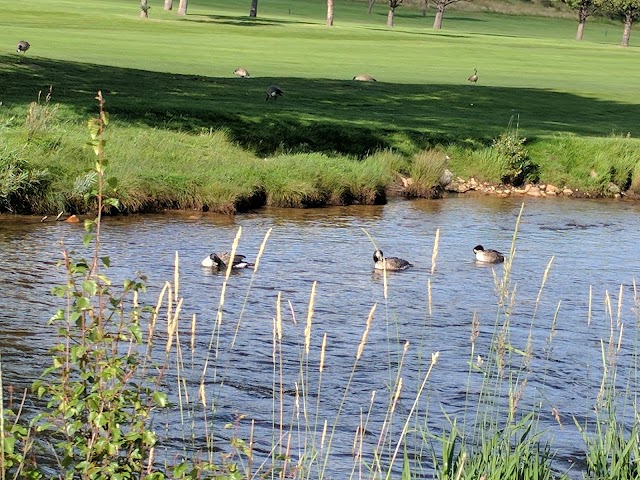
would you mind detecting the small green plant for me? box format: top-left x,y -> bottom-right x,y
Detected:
32,92 -> 168,479
1,364 -> 41,479
576,407 -> 640,480
492,119 -> 539,187
432,414 -> 562,480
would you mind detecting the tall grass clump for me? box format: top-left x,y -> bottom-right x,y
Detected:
447,145 -> 508,183
530,134 -> 640,195
25,87 -> 58,143
405,149 -> 447,197
103,128 -> 265,213
260,151 -> 402,207
0,146 -> 51,214
629,162 -> 640,195
573,284 -> 640,480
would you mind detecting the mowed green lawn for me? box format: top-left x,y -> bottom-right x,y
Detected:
1,0 -> 638,154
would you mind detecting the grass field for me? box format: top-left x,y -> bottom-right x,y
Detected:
1,0 -> 639,213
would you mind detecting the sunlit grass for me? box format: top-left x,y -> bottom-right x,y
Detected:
1,0 -> 640,211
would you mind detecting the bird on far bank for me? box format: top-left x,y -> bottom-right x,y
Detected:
266,85 -> 284,101
373,250 -> 413,271
201,252 -> 254,271
473,245 -> 504,263
16,40 -> 30,53
233,67 -> 250,78
353,74 -> 377,82
468,68 -> 478,84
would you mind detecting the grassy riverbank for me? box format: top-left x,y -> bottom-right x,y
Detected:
1,0 -> 639,214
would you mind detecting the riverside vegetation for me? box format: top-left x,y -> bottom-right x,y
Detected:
0,96 -> 639,479
1,0 -> 640,215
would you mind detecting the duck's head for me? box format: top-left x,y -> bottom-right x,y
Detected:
373,250 -> 384,262
473,245 -> 484,253
201,253 -> 224,268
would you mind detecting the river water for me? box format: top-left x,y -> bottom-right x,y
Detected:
1,195 -> 639,478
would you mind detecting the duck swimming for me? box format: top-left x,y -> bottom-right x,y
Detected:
373,250 -> 413,271
473,245 -> 505,263
201,252 -> 253,270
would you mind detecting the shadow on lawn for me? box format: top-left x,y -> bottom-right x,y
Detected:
0,54 -> 636,157
184,14 -> 318,27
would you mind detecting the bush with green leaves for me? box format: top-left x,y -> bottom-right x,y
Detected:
492,130 -> 539,187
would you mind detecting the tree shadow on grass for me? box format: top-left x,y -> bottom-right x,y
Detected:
0,55 -> 637,157
184,14 -> 317,27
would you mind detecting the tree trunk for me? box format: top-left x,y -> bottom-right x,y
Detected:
576,5 -> 588,40
327,0 -> 334,26
621,15 -> 632,46
249,0 -> 258,17
368,0 -> 375,14
433,2 -> 444,29
164,0 -> 173,11
422,0 -> 429,16
576,19 -> 585,40
387,7 -> 395,27
140,0 -> 149,18
178,0 -> 188,16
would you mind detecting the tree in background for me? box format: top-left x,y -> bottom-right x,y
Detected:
596,0 -> 640,46
178,0 -> 188,16
140,0 -> 149,18
249,0 -> 258,17
387,0 -> 403,26
327,0 -> 334,25
432,0 -> 464,28
164,0 -> 173,10
563,0 -> 596,39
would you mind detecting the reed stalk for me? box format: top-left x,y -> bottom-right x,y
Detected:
319,304 -> 376,480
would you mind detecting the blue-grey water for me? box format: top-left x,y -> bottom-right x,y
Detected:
1,195 -> 639,479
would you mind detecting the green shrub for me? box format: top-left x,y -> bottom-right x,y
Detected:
492,130 -> 539,187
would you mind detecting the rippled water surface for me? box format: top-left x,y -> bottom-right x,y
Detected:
1,195 -> 639,478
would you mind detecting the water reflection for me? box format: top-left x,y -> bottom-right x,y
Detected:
1,196 -> 639,478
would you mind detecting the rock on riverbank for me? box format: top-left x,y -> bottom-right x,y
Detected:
442,176 -> 630,200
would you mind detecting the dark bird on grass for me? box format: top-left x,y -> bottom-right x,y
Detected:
468,68 -> 478,84
266,85 -> 284,101
353,74 -> 377,82
16,41 -> 30,53
373,250 -> 413,271
234,67 -> 250,78
473,245 -> 504,263
201,252 -> 254,270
